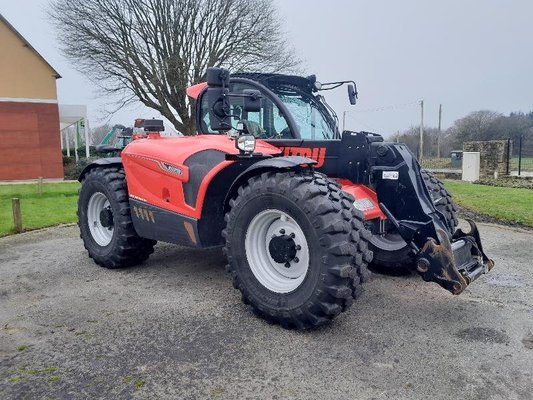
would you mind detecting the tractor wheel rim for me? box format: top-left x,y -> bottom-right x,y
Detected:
87,192 -> 114,247
245,209 -> 310,293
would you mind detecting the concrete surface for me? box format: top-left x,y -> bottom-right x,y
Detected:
510,171 -> 533,177
0,222 -> 532,400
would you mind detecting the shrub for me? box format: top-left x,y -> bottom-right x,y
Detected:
475,177 -> 533,189
63,158 -> 98,180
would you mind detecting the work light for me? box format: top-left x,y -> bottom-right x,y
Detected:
236,135 -> 256,154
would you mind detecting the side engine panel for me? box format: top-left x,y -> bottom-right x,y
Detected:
120,135 -> 282,247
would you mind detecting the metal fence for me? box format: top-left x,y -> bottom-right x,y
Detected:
510,135 -> 533,176
418,135 -> 533,177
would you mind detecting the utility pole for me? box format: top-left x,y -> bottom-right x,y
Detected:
437,104 -> 442,158
419,100 -> 424,162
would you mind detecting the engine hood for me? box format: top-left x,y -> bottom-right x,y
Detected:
122,134 -> 281,166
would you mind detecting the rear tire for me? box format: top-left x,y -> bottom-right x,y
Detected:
223,170 -> 372,329
78,167 -> 156,269
368,169 -> 457,273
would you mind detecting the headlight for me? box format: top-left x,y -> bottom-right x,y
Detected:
236,135 -> 256,153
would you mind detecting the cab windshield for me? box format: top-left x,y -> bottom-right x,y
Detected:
277,92 -> 336,140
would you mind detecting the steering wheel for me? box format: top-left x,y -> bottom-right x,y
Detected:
240,120 -> 265,138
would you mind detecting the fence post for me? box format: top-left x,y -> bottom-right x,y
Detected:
12,198 -> 22,233
518,135 -> 523,176
37,177 -> 43,195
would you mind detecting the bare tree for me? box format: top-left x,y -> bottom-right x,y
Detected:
395,126 -> 441,158
446,110 -> 502,148
49,0 -> 300,134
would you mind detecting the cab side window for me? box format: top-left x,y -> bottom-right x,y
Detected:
199,83 -> 291,139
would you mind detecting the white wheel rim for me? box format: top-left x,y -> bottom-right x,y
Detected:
87,192 -> 114,246
245,209 -> 310,293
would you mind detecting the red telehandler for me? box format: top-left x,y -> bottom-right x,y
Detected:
78,68 -> 493,329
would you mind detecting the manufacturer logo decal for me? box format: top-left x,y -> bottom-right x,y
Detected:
130,194 -> 147,202
382,171 -> 399,180
159,162 -> 183,176
278,147 -> 326,168
126,154 -> 183,176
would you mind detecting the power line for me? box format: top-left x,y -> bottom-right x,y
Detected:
347,101 -> 419,113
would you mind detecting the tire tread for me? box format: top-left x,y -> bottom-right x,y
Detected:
78,167 -> 156,269
223,170 -> 372,329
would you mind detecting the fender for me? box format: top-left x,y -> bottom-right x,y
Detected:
78,157 -> 122,182
197,155 -> 316,247
223,156 -> 317,209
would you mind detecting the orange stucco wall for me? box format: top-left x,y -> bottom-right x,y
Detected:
0,19 -> 58,100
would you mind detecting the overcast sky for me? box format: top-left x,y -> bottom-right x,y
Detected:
1,0 -> 532,136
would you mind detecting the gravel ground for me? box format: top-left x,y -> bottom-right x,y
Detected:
0,222 -> 532,400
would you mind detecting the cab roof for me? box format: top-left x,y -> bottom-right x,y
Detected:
232,73 -> 316,94
186,73 -> 316,100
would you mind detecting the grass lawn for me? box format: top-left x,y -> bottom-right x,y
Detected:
0,182 -> 80,237
510,156 -> 533,172
444,180 -> 533,227
0,179 -> 531,237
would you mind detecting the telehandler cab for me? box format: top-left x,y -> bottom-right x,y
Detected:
78,67 -> 494,329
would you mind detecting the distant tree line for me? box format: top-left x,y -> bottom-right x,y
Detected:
393,110 -> 533,157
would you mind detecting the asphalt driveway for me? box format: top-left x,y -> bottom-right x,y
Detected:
0,222 -> 532,399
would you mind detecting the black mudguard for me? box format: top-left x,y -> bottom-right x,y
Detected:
223,155 -> 317,206
78,157 -> 122,182
197,155 -> 317,247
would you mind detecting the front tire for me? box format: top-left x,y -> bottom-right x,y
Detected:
223,171 -> 372,329
368,169 -> 457,273
78,167 -> 156,269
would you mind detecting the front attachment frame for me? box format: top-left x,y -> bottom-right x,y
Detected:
370,141 -> 494,294
415,220 -> 494,294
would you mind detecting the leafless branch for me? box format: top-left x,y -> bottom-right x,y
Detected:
49,0 -> 301,134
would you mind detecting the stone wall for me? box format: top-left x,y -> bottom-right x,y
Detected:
463,140 -> 510,177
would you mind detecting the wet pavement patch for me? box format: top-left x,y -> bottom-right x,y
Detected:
455,327 -> 510,344
522,334 -> 533,350
485,274 -> 526,288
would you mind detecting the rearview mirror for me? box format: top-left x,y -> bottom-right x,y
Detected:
207,67 -> 231,130
207,67 -> 230,87
243,89 -> 262,112
207,87 -> 231,130
348,84 -> 358,105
